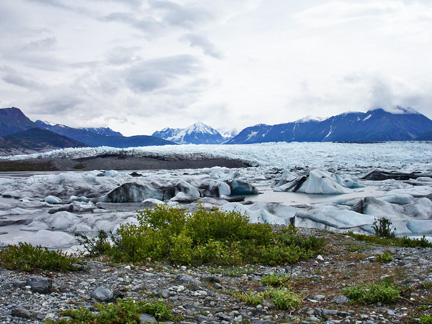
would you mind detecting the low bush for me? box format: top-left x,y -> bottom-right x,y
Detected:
46,298 -> 177,323
75,230 -> 112,257
343,279 -> 400,304
420,315 -> 432,324
372,217 -> 395,238
261,273 -> 291,287
376,251 -> 393,263
108,205 -> 323,266
0,242 -> 80,272
234,288 -> 301,310
346,232 -> 432,248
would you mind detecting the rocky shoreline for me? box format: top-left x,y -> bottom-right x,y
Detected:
1,228 -> 432,324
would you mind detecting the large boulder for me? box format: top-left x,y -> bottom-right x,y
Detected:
26,276 -> 53,294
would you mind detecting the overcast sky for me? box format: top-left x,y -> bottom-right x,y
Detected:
1,0 -> 432,136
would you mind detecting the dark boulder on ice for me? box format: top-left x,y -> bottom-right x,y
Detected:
362,170 -> 425,181
227,180 -> 259,196
102,183 -> 173,203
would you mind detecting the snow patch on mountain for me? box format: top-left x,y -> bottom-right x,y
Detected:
152,122 -> 225,144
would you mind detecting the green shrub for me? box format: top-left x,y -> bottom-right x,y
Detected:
75,230 -> 112,257
376,251 -> 393,263
346,231 -> 432,248
109,205 -> 323,266
420,314 -> 432,324
47,298 -> 177,323
0,242 -> 80,272
267,288 -> 302,310
234,288 -> 301,310
262,273 -> 291,287
343,279 -> 400,304
372,217 -> 395,238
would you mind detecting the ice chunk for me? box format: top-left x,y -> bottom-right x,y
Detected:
380,194 -> 415,205
282,169 -> 351,194
102,183 -> 168,203
4,230 -> 77,249
227,180 -> 259,195
45,195 -> 63,204
404,198 -> 432,219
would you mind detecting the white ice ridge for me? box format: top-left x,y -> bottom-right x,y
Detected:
1,141 -> 432,173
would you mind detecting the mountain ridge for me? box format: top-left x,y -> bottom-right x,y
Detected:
228,107 -> 432,144
35,120 -> 174,148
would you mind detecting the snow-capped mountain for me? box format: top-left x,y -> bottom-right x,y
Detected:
228,107 -> 432,144
81,127 -> 122,137
152,122 -> 225,144
217,128 -> 238,142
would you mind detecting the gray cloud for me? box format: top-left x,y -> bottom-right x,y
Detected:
106,46 -> 141,66
124,55 -> 202,93
0,66 -> 44,90
22,37 -> 57,51
181,33 -> 223,59
150,0 -> 213,28
103,12 -> 165,38
35,91 -> 86,114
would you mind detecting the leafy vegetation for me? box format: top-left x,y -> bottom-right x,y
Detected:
346,231 -> 432,248
420,314 -> 432,324
343,279 -> 401,304
376,251 -> 393,263
372,217 -> 396,238
0,242 -> 80,272
261,273 -> 291,287
234,288 -> 301,310
76,230 -> 111,257
46,298 -> 178,323
105,205 -> 323,266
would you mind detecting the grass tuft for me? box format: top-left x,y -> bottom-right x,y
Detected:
46,298 -> 178,323
343,279 -> 400,304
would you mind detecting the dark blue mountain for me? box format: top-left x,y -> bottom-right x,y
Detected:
417,129 -> 432,140
0,107 -> 39,136
152,122 -> 225,144
228,107 -> 432,144
1,128 -> 86,152
36,120 -> 174,148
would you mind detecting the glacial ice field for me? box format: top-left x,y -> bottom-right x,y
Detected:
1,141 -> 432,251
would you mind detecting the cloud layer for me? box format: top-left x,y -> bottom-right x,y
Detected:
0,0 -> 431,135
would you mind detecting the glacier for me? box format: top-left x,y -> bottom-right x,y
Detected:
1,141 -> 432,250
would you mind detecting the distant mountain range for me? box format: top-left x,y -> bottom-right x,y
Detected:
228,107 -> 432,144
0,107 -> 174,155
1,106 -> 432,155
152,122 -> 236,144
35,120 -> 172,148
